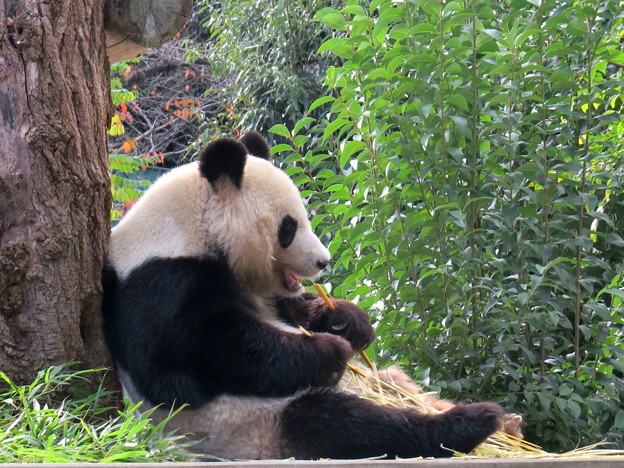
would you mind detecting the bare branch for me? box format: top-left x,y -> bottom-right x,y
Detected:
108,14 -> 226,167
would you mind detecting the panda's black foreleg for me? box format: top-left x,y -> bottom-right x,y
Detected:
279,388 -> 503,459
275,293 -> 376,352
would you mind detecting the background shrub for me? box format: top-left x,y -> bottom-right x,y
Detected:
271,0 -> 624,451
192,0 -> 341,134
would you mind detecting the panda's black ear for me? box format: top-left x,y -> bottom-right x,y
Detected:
198,138 -> 247,189
240,131 -> 272,161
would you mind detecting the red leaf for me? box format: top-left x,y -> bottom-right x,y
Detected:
122,139 -> 137,153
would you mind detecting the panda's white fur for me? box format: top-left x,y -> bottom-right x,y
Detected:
109,163 -> 206,280
102,132 -> 506,460
119,368 -> 293,459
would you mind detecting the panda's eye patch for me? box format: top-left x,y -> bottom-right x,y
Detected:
278,215 -> 298,249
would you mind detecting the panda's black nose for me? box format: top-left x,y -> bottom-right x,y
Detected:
317,260 -> 329,270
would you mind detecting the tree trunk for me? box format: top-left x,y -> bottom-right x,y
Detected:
0,0 -> 112,384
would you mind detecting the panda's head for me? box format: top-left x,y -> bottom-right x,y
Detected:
199,132 -> 330,296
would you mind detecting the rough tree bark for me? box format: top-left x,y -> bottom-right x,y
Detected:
0,0 -> 112,384
0,0 -> 193,385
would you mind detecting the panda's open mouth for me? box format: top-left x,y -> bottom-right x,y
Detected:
283,268 -> 303,292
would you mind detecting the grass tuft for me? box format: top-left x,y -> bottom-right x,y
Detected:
0,363 -> 196,463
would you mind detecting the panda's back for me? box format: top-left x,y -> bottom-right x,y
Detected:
109,163 -> 209,280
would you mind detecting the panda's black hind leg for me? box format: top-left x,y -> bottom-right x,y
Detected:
280,388 -> 502,459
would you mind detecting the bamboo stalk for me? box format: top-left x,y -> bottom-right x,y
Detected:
298,325 -> 313,337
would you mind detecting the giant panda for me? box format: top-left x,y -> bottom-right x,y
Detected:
101,131 -> 507,460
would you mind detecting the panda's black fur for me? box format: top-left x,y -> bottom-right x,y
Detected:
102,255 -> 351,408
102,132 -> 504,460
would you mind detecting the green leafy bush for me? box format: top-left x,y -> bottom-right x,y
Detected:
0,364 -> 194,462
192,0 -> 341,134
274,0 -> 624,451
108,153 -> 163,220
109,61 -> 159,220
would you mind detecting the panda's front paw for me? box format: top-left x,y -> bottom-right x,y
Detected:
310,333 -> 353,387
310,299 -> 375,352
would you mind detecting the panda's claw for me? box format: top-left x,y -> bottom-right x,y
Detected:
330,322 -> 348,331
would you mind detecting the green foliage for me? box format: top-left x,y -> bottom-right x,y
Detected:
108,61 -> 157,220
110,61 -> 139,107
0,364 -> 194,462
108,153 -> 161,220
275,0 -> 624,451
192,0 -> 340,134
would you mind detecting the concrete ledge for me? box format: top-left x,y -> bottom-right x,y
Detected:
2,459 -> 624,467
